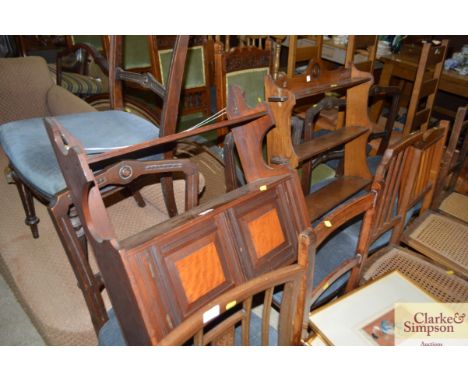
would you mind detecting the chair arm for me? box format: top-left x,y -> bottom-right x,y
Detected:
95,158 -> 200,211
309,256 -> 361,308
56,43 -> 109,85
46,85 -> 96,116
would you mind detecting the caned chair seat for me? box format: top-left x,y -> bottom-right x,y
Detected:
361,246 -> 468,303
438,192 -> 468,223
48,64 -> 106,97
402,211 -> 468,279
0,110 -> 162,198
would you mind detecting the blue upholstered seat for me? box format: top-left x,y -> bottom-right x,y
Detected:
99,308 -> 278,346
98,309 -> 126,346
0,110 -> 161,198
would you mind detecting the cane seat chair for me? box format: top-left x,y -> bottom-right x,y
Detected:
360,124 -> 468,301
0,36 -> 192,334
431,105 -> 468,222
398,121 -> 468,279
45,89 -> 315,345
305,128 -> 468,344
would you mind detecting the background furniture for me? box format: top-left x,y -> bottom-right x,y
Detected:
370,40 -> 449,135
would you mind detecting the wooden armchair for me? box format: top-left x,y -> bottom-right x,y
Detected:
45,90 -> 315,345
0,36 -> 190,333
158,263 -> 307,345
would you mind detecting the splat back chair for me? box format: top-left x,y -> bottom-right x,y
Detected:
431,105 -> 468,220
46,89 -> 315,345
0,36 -> 190,333
295,131 -> 423,314
213,40 -> 273,190
360,125 -> 468,302
306,125 -> 468,317
399,123 -> 468,280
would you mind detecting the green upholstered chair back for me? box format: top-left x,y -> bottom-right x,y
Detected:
159,46 -> 206,89
226,67 -> 268,108
122,35 -> 152,70
71,35 -> 103,51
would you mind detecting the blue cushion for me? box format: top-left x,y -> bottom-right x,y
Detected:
98,309 -> 126,346
0,111 -> 161,198
234,311 -> 278,346
367,155 -> 382,176
99,309 -> 278,346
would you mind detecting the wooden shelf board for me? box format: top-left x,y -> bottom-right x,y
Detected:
305,176 -> 371,221
294,125 -> 369,162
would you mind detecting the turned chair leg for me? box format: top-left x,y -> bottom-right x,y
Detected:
11,171 -> 40,239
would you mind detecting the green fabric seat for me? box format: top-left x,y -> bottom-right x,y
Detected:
0,110 -> 162,198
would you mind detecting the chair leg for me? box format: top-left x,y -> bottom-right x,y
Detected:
11,171 -> 40,239
161,176 -> 178,217
49,193 -> 108,334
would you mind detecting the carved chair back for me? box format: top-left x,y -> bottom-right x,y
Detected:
403,40 -> 448,136
214,40 -> 273,114
45,90 -> 313,345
